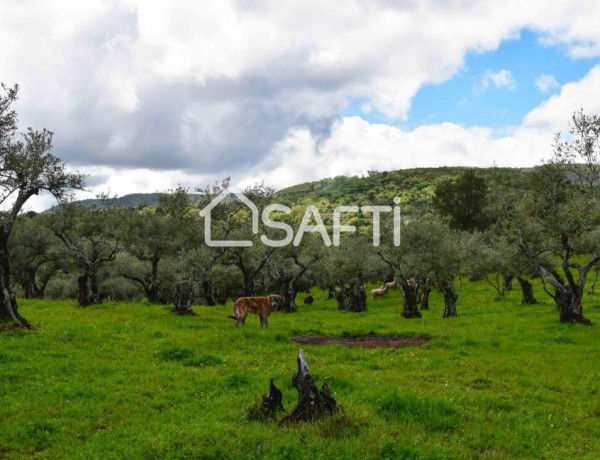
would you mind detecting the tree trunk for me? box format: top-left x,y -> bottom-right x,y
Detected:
280,349 -> 338,424
439,278 -> 459,318
399,278 -> 421,318
327,286 -> 336,300
588,268 -> 599,295
21,268 -> 42,299
502,274 -> 514,292
555,286 -> 590,325
77,269 -> 100,307
77,275 -> 89,306
418,278 -> 431,310
277,278 -> 298,312
0,237 -> 30,328
146,283 -> 159,304
146,257 -> 161,304
201,278 -> 216,306
517,277 -> 538,304
336,283 -> 367,312
172,281 -> 196,315
243,272 -> 256,297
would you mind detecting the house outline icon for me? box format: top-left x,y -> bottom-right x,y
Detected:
199,188 -> 259,247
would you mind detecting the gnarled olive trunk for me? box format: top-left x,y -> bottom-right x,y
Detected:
0,236 -> 30,328
242,272 -> 256,297
172,281 -> 196,315
201,278 -> 216,306
146,256 -> 161,304
439,277 -> 460,318
399,278 -> 421,318
502,274 -> 514,292
277,278 -> 298,313
22,268 -> 42,299
336,283 -> 367,312
555,286 -> 590,325
518,234 -> 598,325
77,269 -> 100,307
418,278 -> 431,310
517,277 -> 537,305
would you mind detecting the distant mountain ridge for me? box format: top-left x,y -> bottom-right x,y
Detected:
57,193 -> 204,210
57,166 -> 531,211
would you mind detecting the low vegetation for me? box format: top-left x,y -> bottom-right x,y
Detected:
1,283 -> 600,458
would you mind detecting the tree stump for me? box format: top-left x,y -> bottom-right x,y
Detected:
172,281 -> 196,315
263,378 -> 284,413
280,349 -> 339,424
248,378 -> 284,421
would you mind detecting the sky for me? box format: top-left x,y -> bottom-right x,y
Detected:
2,0 -> 600,211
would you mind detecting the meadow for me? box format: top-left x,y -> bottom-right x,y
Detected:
1,281 -> 600,459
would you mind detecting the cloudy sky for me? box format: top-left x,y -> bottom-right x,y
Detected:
2,0 -> 600,210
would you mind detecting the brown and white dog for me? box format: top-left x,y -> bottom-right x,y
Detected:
228,295 -> 283,328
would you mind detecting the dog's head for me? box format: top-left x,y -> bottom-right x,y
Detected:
269,295 -> 284,311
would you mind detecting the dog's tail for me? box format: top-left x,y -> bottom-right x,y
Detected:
227,315 -> 237,320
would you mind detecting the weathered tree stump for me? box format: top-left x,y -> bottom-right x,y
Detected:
248,378 -> 284,421
172,281 -> 196,315
263,378 -> 284,413
280,349 -> 339,424
336,283 -> 367,312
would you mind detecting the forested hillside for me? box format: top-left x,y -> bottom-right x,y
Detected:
67,167 -> 531,214
276,167 -> 530,213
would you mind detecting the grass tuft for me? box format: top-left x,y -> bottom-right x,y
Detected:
379,392 -> 459,432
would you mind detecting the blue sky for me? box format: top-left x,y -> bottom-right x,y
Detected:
344,30 -> 600,130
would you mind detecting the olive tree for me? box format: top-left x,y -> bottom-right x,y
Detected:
9,215 -> 66,299
264,235 -> 322,312
318,232 -> 384,313
118,209 -> 181,304
50,203 -> 120,306
519,110 -> 600,325
0,84 -> 84,328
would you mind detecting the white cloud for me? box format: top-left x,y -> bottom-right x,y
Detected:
536,74 -> 560,92
524,65 -> 600,131
477,69 -> 517,94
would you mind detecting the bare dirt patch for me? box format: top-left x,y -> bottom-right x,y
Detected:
290,335 -> 429,349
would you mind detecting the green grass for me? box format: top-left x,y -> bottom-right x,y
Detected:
2,281 -> 600,459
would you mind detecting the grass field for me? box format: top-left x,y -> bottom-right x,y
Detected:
1,281 -> 600,459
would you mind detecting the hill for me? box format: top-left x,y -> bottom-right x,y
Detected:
59,167 -> 532,212
50,193 -> 204,211
275,166 -> 531,213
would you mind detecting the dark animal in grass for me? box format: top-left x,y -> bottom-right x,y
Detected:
228,295 -> 283,328
304,295 -> 314,305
